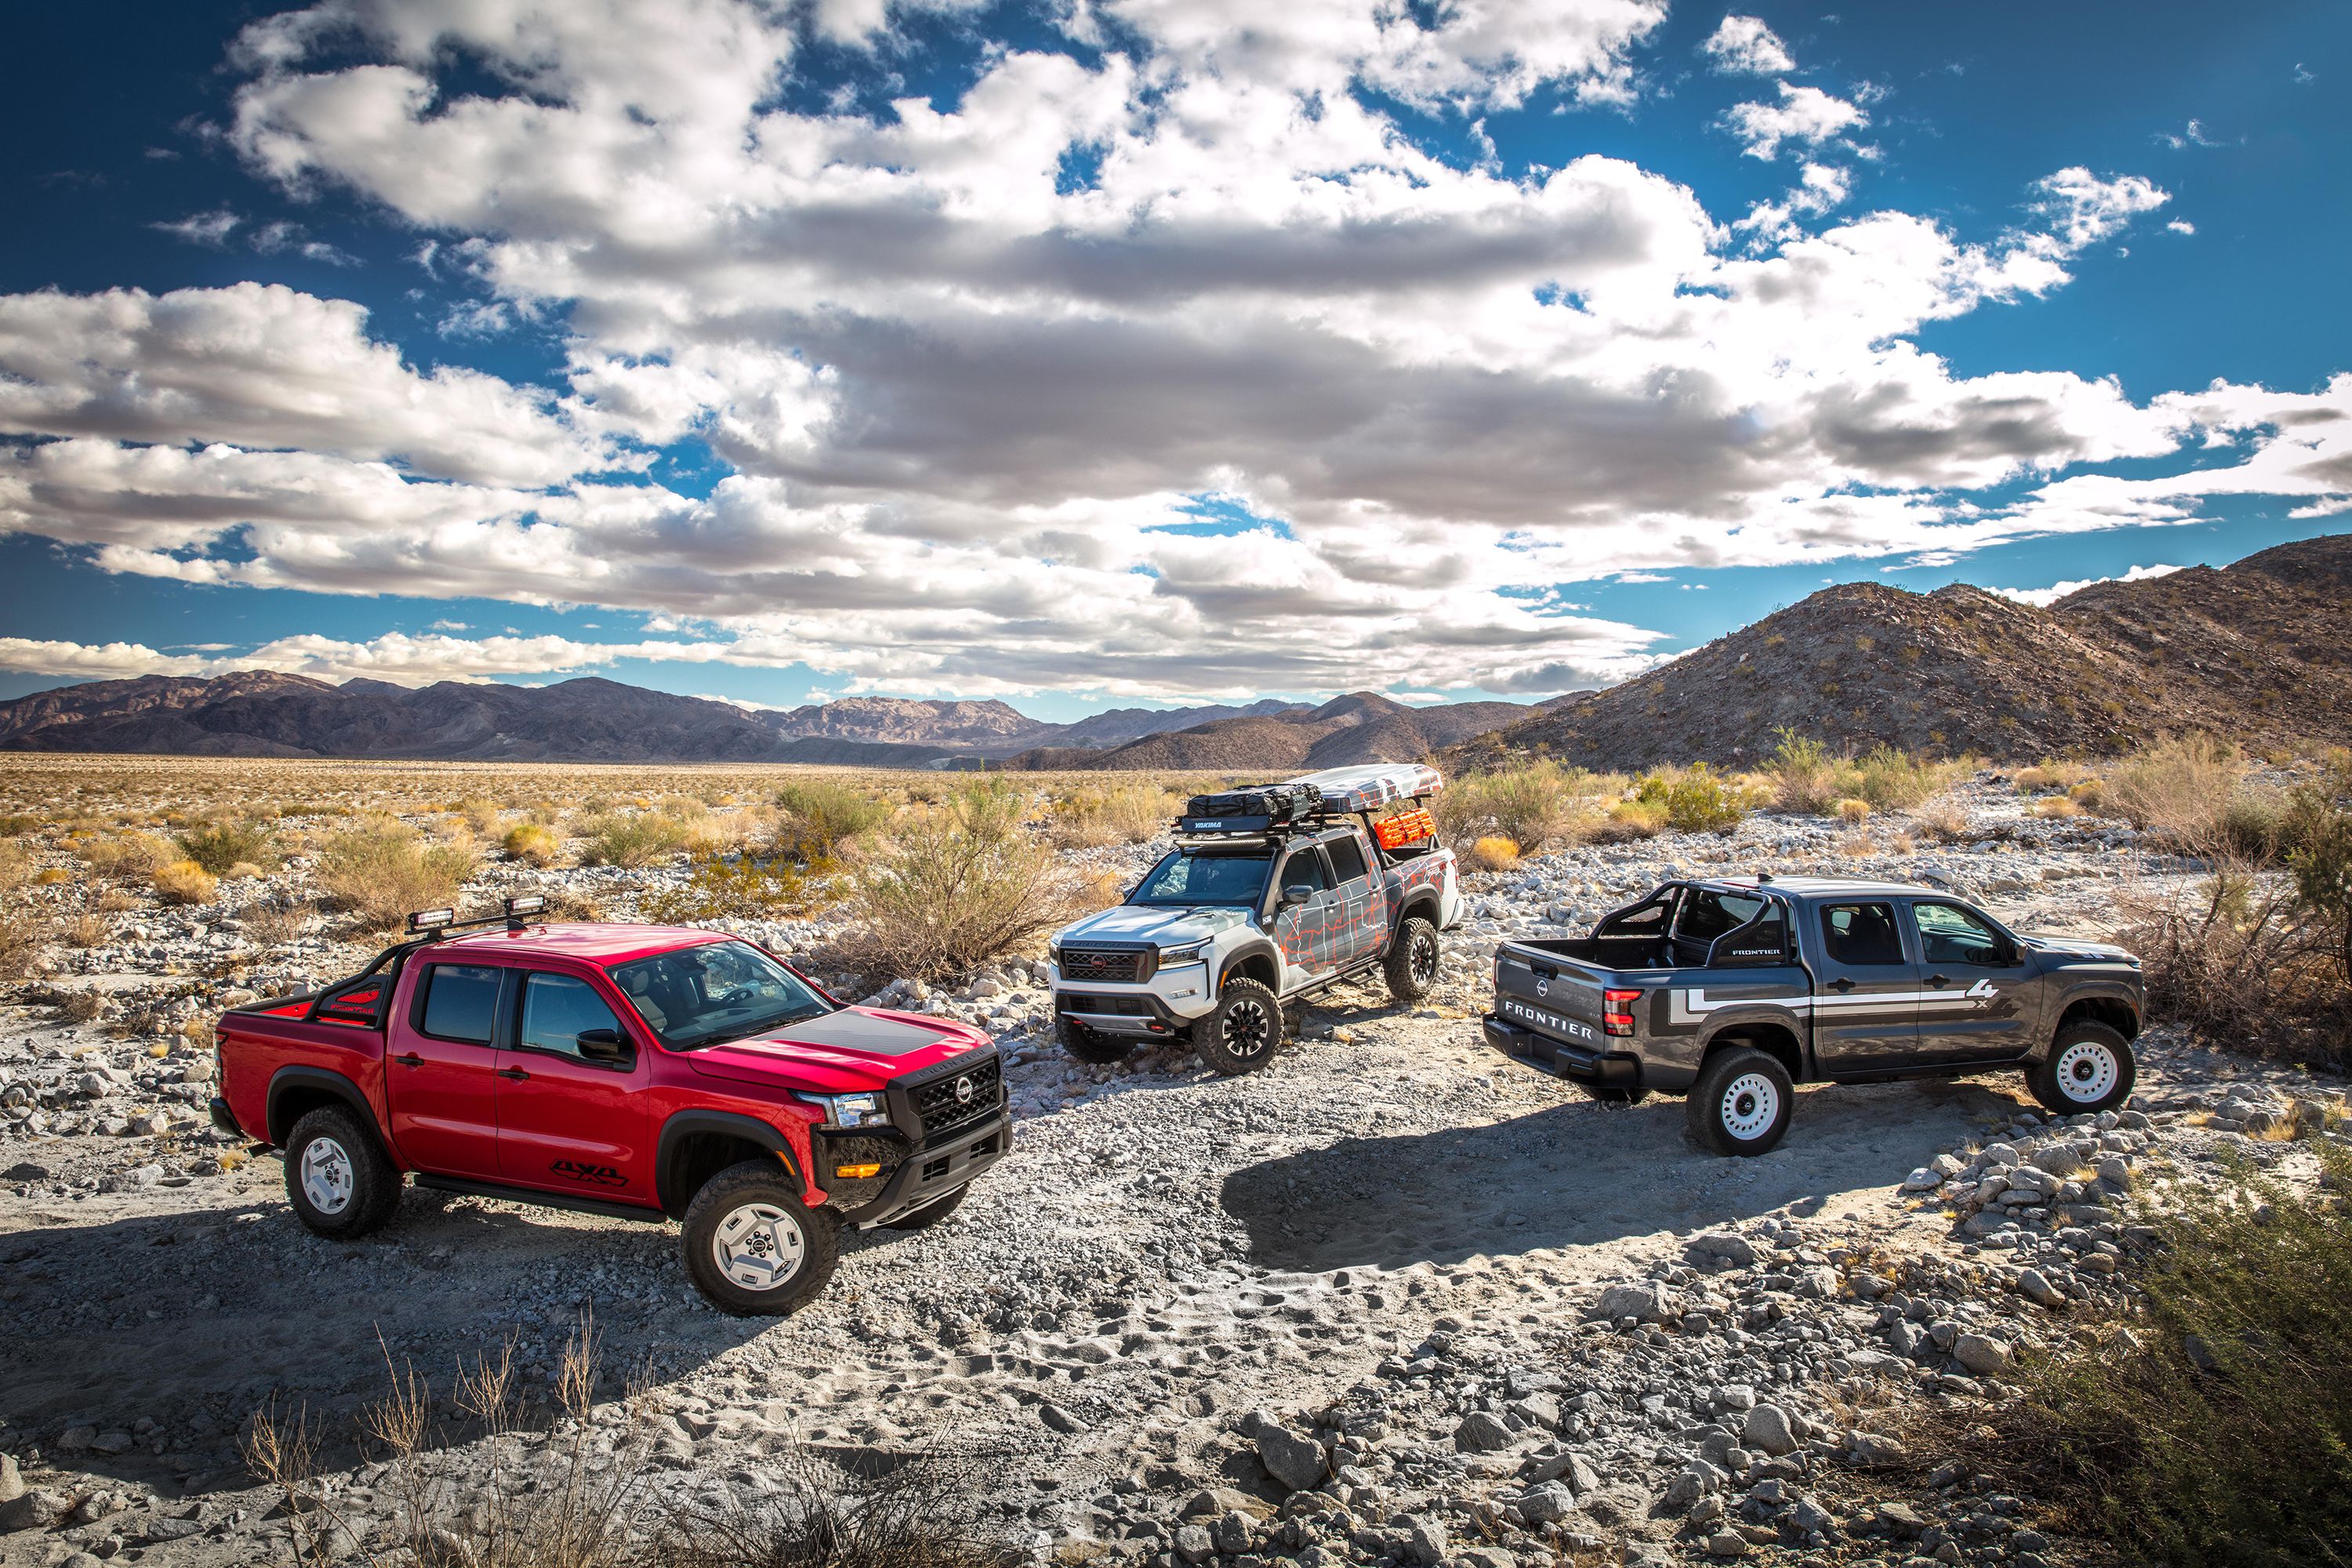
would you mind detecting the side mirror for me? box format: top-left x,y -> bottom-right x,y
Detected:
1282,884 -> 1316,906
575,1027 -> 631,1064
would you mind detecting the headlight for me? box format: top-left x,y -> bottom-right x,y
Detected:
800,1091 -> 889,1129
1158,939 -> 1211,965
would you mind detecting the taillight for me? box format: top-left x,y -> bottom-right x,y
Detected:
1603,989 -> 1642,1037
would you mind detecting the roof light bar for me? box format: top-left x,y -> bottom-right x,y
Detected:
504,895 -> 547,917
407,908 -> 456,933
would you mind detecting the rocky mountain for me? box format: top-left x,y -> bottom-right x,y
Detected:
1449,533 -> 2352,771
1009,691 -> 1530,772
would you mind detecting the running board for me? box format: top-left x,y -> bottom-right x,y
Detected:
412,1173 -> 670,1225
1283,956 -> 1388,1004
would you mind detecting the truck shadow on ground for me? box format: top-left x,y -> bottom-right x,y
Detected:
0,1191 -> 779,1494
1219,1076 -> 2026,1274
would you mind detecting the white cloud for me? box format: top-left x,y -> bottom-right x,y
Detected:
2028,167 -> 2169,252
154,210 -> 242,246
2157,118 -> 2221,151
0,2 -> 2330,702
1992,562 -> 2182,608
1700,15 -> 1794,75
0,285 -> 610,487
2166,218 -> 2195,236
1722,84 -> 1865,160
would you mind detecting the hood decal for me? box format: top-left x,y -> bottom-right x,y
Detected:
1057,905 -> 1249,945
685,1007 -> 978,1089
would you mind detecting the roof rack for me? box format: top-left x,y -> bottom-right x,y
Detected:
406,894 -> 549,938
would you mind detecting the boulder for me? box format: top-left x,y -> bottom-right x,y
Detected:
1516,1480 -> 1580,1525
1741,1403 -> 1798,1457
1255,1425 -> 1326,1494
1594,1283 -> 1672,1323
1692,1232 -> 1759,1265
1951,1333 -> 2013,1376
1454,1411 -> 1515,1454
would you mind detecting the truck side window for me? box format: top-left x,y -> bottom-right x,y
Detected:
1281,847 -> 1334,895
1679,891 -> 1765,944
1912,902 -> 2008,966
1820,903 -> 1905,966
520,973 -> 624,1059
418,964 -> 503,1044
1326,833 -> 1369,884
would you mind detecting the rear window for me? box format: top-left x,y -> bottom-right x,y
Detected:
1679,890 -> 1766,944
1821,903 -> 1906,966
418,964 -> 503,1044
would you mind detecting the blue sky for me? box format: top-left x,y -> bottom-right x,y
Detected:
1,1 -> 2345,722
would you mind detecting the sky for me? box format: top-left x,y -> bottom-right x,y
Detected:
0,1 -> 2346,723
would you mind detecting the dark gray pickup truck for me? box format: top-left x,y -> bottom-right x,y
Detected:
1481,875 -> 2145,1155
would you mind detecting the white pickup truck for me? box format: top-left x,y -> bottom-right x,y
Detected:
1046,764 -> 1465,1074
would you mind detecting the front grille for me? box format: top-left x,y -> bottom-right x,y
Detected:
1059,993 -> 1152,1016
908,1054 -> 1002,1143
1061,948 -> 1148,983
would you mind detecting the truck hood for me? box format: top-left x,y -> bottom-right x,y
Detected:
2022,934 -> 2139,964
684,1007 -> 993,1094
1054,905 -> 1252,947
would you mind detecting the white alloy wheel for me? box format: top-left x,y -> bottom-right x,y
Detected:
1719,1072 -> 1780,1142
711,1201 -> 808,1292
2053,1038 -> 2119,1104
299,1136 -> 355,1216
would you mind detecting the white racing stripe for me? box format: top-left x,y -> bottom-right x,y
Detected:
1670,980 -> 1998,1023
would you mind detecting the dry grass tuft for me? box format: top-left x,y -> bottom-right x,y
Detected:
2034,796 -> 2082,819
577,811 -> 692,869
846,786 -> 1080,981
503,822 -> 561,866
151,858 -> 220,906
1835,797 -> 1871,824
1911,796 -> 1972,843
314,821 -> 474,929
1465,835 -> 1521,871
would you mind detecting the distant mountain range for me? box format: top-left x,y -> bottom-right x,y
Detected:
0,672 -> 1505,769
7,534 -> 2343,772
1446,533 -> 2352,771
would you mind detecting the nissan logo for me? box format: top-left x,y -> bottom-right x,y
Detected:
1535,977 -> 1548,998
953,1075 -> 975,1105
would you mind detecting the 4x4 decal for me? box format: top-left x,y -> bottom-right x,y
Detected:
551,1159 -> 628,1187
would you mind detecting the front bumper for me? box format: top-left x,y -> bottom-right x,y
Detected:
831,1111 -> 1011,1228
1051,968 -> 1210,1037
1483,1013 -> 1642,1089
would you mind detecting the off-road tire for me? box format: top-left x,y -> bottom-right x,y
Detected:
1579,1081 -> 1651,1105
1383,916 -> 1441,1003
681,1160 -> 840,1316
1192,978 -> 1283,1076
1058,1013 -> 1134,1064
283,1105 -> 403,1239
2027,1021 -> 2136,1116
1687,1047 -> 1795,1157
880,1181 -> 971,1232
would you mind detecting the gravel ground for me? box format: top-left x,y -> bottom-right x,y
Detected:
2,775 -> 2346,1567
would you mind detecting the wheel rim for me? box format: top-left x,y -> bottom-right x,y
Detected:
1408,931 -> 1439,987
712,1202 -> 807,1292
1719,1073 -> 1780,1141
299,1136 -> 355,1216
1221,997 -> 1272,1059
2054,1040 -> 2118,1103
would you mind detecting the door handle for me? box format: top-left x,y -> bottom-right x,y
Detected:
394,1052 -> 423,1068
1828,977 -> 1855,993
494,1066 -> 530,1081
1926,974 -> 1951,987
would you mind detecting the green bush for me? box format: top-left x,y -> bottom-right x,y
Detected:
577,811 -> 691,869
775,779 -> 889,855
1434,763 -> 1589,854
1764,729 -> 1842,815
174,817 -> 276,874
1938,1149 -> 2352,1567
1650,764 -> 1753,833
1851,743 -> 1959,810
643,851 -> 837,924
846,786 -> 1075,981
2284,754 -> 2352,985
313,822 -> 473,927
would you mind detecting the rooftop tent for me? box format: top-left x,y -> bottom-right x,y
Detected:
1284,763 -> 1443,815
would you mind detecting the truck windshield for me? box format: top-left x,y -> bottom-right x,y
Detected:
608,940 -> 832,1051
1131,848 -> 1271,907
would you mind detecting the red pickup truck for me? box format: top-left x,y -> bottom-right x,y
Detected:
208,898 -> 1008,1315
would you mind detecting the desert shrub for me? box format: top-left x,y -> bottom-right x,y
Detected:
1764,730 -> 1842,815
456,796 -> 504,835
1650,764 -> 1753,833
0,841 -> 31,892
152,859 -> 219,906
314,822 -> 474,928
76,832 -> 175,877
846,786 -> 1077,981
0,913 -> 48,982
660,1457 -> 1024,1568
643,851 -> 839,924
1594,798 -> 1666,841
63,911 -> 106,948
2012,765 -> 2056,793
172,817 -> 276,873
2034,797 -> 2082,819
1465,836 -> 1520,871
1910,796 -> 1972,843
235,898 -> 314,951
775,779 -> 889,855
1851,744 -> 1958,810
2100,733 -> 2245,851
2283,756 -> 2352,985
503,822 -> 561,866
2125,868 -> 2349,1069
577,811 -> 692,869
2219,787 -> 2291,860
1915,1149 -> 2352,1568
1049,784 -> 1181,848
1835,798 -> 1871,824
1438,762 -> 1592,854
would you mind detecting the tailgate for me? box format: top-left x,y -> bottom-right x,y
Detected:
1493,944 -> 1608,1047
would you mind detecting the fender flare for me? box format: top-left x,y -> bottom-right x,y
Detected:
1693,1007 -> 1811,1080
655,1109 -> 806,1216
1391,891 -> 1443,935
266,1065 -> 387,1149
2042,981 -> 2143,1055
1212,937 -> 1285,1000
